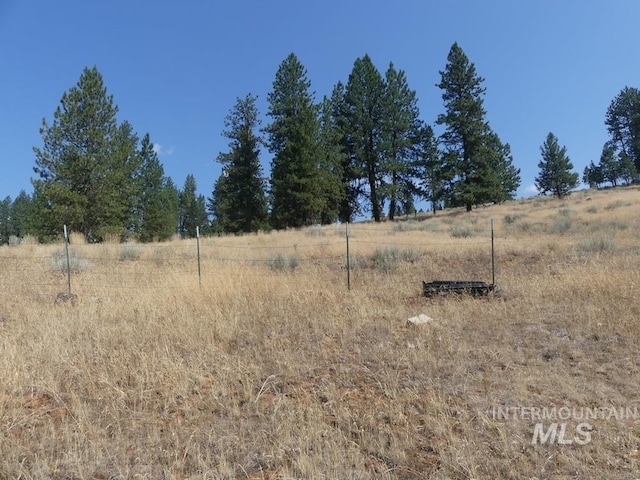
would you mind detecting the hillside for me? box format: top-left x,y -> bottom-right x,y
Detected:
1,187 -> 639,479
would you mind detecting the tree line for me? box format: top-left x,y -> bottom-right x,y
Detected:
1,43 -> 638,243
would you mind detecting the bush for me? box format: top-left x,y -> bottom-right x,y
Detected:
345,255 -> 368,271
305,225 -> 325,237
269,252 -> 299,271
578,235 -> 615,254
49,249 -> 90,274
449,224 -> 475,238
119,243 -> 144,261
604,200 -> 627,210
585,205 -> 598,214
549,216 -> 572,234
370,247 -> 421,273
503,213 -> 526,225
371,247 -> 401,273
392,221 -> 439,233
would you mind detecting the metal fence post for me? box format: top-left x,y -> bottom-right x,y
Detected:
196,226 -> 202,287
491,219 -> 496,286
64,224 -> 71,296
346,222 -> 351,291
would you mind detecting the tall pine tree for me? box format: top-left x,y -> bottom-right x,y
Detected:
343,55 -> 386,222
9,190 -> 33,239
32,66 -> 140,241
605,86 -> 640,172
210,94 -> 268,233
380,62 -> 422,220
331,81 -> 363,222
266,53 -> 321,228
315,95 -> 346,224
535,132 -> 578,198
0,197 -> 9,245
135,133 -> 178,241
179,174 -> 207,238
436,43 -> 519,211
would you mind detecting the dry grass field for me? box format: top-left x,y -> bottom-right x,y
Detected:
1,186 -> 640,479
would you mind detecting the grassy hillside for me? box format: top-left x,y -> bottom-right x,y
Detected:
1,187 -> 639,479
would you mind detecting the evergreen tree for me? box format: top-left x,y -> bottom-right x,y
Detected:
618,152 -> 638,185
9,190 -> 33,239
436,43 -> 519,211
598,144 -> 621,187
161,178 -> 180,237
32,66 -> 139,242
0,196 -> 10,245
605,86 -> 640,171
535,132 -> 578,198
179,174 -> 207,238
481,132 -> 521,203
210,94 -> 267,233
315,95 -> 346,224
413,123 -> 443,213
135,134 -> 177,241
344,55 -> 386,221
266,53 -> 321,228
583,160 -> 604,189
380,63 -> 422,220
331,81 -> 363,222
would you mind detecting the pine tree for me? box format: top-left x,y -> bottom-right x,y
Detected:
598,144 -> 621,187
32,66 -> 139,242
413,123 -> 443,213
331,81 -> 363,222
605,86 -> 640,172
344,55 -> 386,221
480,132 -> 521,203
583,160 -> 604,189
618,152 -> 638,185
315,95 -> 346,224
0,196 -> 10,245
179,174 -> 207,238
210,94 -> 267,233
135,134 -> 177,241
436,43 -> 520,211
380,63 -> 422,220
9,190 -> 33,239
535,132 -> 579,198
266,53 -> 321,228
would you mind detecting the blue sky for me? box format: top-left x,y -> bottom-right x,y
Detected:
1,0 -> 638,212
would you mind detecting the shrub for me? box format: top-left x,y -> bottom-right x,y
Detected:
345,255 -> 368,270
49,249 -> 90,274
269,252 -> 299,271
503,213 -> 526,225
371,247 -> 401,273
449,224 -> 475,238
119,243 -> 144,261
585,205 -> 598,214
549,216 -> 572,234
370,247 -> 421,273
392,221 -> 439,233
578,235 -> 615,254
305,225 -> 325,236
604,200 -> 627,210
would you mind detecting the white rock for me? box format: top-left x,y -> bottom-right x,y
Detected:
407,314 -> 434,326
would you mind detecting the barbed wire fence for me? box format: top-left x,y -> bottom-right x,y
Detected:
0,219 -> 507,302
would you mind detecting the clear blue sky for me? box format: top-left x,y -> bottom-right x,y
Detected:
1,0 -> 638,211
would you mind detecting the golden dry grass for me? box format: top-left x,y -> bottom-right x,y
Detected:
1,186 -> 640,479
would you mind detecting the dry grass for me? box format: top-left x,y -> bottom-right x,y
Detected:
1,186 -> 640,479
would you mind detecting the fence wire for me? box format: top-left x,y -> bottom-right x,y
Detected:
0,221 -> 510,298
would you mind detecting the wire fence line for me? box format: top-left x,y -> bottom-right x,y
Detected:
0,221 -> 506,299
